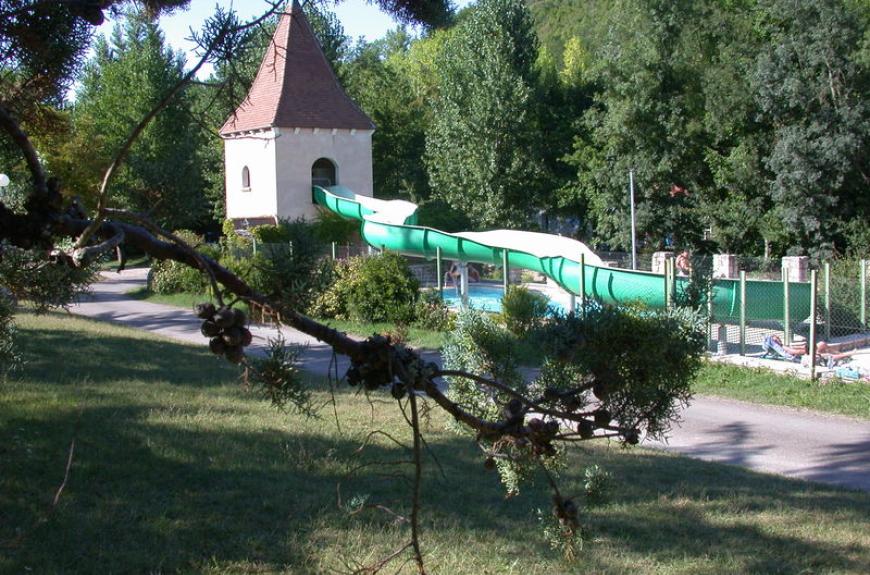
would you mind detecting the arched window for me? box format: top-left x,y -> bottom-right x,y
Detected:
311,158 -> 337,188
241,166 -> 251,190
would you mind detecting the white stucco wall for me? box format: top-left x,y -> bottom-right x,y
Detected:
274,128 -> 374,221
224,131 -> 278,221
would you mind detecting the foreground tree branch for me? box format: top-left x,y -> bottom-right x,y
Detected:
0,104 -> 48,198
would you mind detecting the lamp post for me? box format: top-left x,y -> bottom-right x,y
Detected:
629,169 -> 637,270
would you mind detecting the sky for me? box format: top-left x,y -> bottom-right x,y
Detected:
96,0 -> 474,77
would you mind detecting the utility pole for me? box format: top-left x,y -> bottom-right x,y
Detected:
629,169 -> 637,270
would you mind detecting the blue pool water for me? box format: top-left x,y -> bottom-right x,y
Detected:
441,283 -> 568,314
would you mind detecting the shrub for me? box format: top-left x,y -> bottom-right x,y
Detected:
583,465 -> 612,505
216,219 -> 335,314
312,253 -> 419,323
442,303 -> 705,498
219,253 -> 266,292
441,308 -> 525,492
309,259 -> 350,319
442,308 -> 522,419
221,219 -> 252,254
250,224 -> 287,244
414,290 -> 454,331
148,259 -> 207,294
148,230 -> 209,295
252,220 -> 333,314
197,241 -> 221,261
313,208 -> 358,243
346,253 -> 419,323
541,304 -> 706,439
501,285 -> 550,335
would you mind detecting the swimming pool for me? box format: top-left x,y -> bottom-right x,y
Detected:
440,283 -> 568,314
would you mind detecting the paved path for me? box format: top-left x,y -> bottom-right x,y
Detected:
70,269 -> 870,492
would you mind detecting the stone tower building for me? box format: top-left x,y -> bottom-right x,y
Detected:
220,1 -> 375,227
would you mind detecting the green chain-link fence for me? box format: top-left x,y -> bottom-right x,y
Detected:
705,257 -> 869,358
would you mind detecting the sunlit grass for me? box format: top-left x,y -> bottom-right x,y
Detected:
127,286 -> 207,311
98,254 -> 151,271
694,361 -> 869,419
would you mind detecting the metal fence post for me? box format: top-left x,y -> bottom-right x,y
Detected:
861,259 -> 867,330
579,253 -> 586,317
252,237 -> 257,256
809,269 -> 818,381
665,259 -> 673,309
502,249 -> 509,294
739,270 -> 747,356
824,261 -> 831,340
706,280 -> 714,352
436,246 -> 443,299
783,265 -> 791,345
331,241 -> 336,261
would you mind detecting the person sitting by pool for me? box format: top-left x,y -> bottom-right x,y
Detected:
762,334 -> 857,366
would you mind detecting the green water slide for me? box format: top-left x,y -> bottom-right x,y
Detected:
313,186 -> 811,323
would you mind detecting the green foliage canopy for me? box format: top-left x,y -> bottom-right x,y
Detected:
71,12 -> 208,229
425,0 -> 545,228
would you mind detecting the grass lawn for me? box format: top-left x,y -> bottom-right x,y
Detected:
694,362 -> 869,419
127,286 -> 208,311
1,312 -> 868,574
98,254 -> 151,271
317,317 -> 447,349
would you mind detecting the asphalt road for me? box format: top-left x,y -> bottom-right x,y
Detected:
69,269 -> 870,492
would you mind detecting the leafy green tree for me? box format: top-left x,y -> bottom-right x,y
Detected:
344,28 -> 431,201
566,0 -> 714,251
72,11 -> 208,229
425,0 -> 545,228
533,42 -> 593,226
557,0 -> 869,257
691,2 -> 773,256
753,0 -> 869,258
0,0 -> 101,206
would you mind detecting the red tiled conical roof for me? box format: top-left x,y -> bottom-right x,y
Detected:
220,1 -> 374,135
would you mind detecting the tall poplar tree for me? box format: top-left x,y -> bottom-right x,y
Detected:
425,0 -> 545,229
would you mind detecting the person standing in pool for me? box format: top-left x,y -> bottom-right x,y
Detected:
444,261 -> 480,293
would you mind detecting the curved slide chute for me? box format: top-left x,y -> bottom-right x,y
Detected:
313,186 -> 811,322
